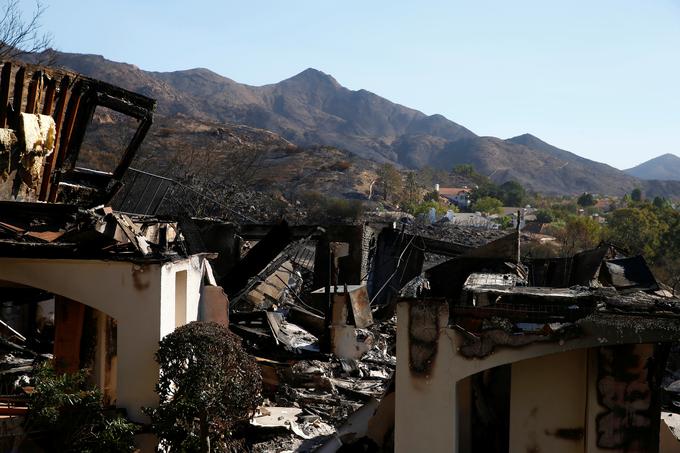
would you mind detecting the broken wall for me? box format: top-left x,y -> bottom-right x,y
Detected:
0,255 -> 205,422
395,299 -> 680,453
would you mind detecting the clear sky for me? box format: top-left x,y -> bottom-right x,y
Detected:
27,0 -> 680,169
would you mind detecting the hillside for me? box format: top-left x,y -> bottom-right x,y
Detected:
42,51 -> 680,198
624,154 -> 680,181
78,112 -> 380,200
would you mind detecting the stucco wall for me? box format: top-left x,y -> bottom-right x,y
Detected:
395,300 -> 680,453
0,256 -> 205,422
510,349 -> 588,452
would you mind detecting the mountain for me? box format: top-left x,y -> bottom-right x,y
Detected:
54,52 -> 475,163
389,132 -> 640,194
624,154 -> 680,181
44,51 -> 680,198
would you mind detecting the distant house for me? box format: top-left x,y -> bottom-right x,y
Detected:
591,213 -> 607,224
437,186 -> 472,208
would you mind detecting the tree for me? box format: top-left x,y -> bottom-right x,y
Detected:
535,209 -> 554,223
499,180 -> 526,207
473,196 -> 503,214
577,192 -> 595,207
377,163 -> 403,203
653,196 -> 668,209
606,207 -> 667,258
556,216 -> 602,256
452,164 -> 475,177
403,171 -> 419,207
0,0 -> 52,61
450,163 -> 490,186
640,204 -> 680,288
631,187 -> 643,202
146,322 -> 262,453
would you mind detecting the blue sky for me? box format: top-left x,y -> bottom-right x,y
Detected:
29,0 -> 680,169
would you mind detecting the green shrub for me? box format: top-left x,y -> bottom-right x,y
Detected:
146,322 -> 262,453
405,199 -> 452,217
24,363 -> 136,453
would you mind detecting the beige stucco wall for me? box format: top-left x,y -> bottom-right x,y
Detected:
395,300 -> 607,453
0,256 -> 205,423
395,300 -> 680,453
510,349 -> 588,453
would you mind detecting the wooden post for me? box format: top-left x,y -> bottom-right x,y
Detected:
53,296 -> 85,374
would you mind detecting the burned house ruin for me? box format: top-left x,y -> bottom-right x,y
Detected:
0,60 -> 679,453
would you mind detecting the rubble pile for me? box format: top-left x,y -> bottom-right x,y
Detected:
227,246 -> 398,451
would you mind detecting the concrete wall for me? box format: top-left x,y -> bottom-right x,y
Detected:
0,256 -> 205,422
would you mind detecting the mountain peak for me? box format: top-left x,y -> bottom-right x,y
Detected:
507,133 -> 545,145
625,153 -> 680,181
284,68 -> 340,87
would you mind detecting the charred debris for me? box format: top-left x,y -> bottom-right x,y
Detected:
0,61 -> 680,452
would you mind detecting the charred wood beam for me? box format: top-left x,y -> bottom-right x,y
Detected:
41,75 -> 56,115
9,66 -> 25,129
38,75 -> 71,201
112,114 -> 152,180
24,70 -> 42,114
47,80 -> 83,202
0,62 -> 11,127
96,92 -> 151,120
83,77 -> 156,112
61,91 -> 97,171
222,220 -> 293,297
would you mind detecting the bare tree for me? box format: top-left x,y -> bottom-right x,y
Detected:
0,0 -> 52,61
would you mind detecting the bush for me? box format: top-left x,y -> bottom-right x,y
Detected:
24,363 -> 136,453
299,191 -> 365,221
405,199 -> 452,217
146,322 -> 262,453
535,209 -> 554,223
